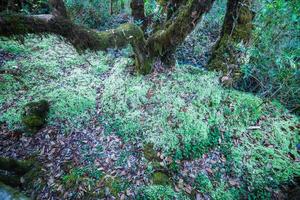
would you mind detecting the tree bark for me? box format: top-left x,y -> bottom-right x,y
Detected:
130,0 -> 147,30
166,0 -> 187,20
110,0 -> 113,15
147,0 -> 215,66
208,0 -> 253,85
49,0 -> 68,18
0,14 -> 152,74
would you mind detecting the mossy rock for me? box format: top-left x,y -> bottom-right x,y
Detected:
143,143 -> 159,161
21,100 -> 49,133
0,157 -> 33,176
151,172 -> 171,186
0,157 -> 40,188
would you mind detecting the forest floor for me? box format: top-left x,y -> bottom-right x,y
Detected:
0,35 -> 299,200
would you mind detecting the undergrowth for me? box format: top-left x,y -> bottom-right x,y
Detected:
239,0 -> 300,115
137,185 -> 189,200
101,58 -> 300,198
0,35 -> 299,199
0,35 -> 110,132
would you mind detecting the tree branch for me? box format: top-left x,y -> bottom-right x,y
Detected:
0,13 -> 153,73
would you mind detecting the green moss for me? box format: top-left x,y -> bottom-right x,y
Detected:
0,35 -> 110,132
21,100 -> 49,132
137,185 -> 189,200
101,176 -> 124,197
0,157 -> 33,175
143,143 -> 159,161
210,181 -> 240,200
101,61 -> 299,197
151,172 -> 171,185
194,173 -> 213,193
62,165 -> 103,198
0,157 -> 40,189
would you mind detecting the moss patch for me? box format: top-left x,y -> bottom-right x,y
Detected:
137,185 -> 189,200
22,100 -> 49,133
101,61 -> 299,197
100,176 -> 125,197
0,35 -> 110,132
143,143 -> 159,161
151,171 -> 171,186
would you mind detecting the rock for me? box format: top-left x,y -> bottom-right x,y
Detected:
151,171 -> 171,185
22,100 -> 49,133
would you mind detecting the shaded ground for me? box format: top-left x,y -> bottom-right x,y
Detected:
0,35 -> 299,200
0,39 -> 229,199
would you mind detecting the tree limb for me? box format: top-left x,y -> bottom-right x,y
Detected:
0,13 -> 153,74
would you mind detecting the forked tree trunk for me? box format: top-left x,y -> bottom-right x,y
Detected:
208,0 -> 253,85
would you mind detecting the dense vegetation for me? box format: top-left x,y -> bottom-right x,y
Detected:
0,0 -> 299,199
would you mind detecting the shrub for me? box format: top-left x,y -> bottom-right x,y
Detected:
239,0 -> 300,115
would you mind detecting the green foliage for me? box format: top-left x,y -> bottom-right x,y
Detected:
101,60 -> 299,197
145,0 -> 158,16
194,173 -> 213,193
210,181 -> 240,200
100,176 -> 129,197
101,62 -> 264,159
0,39 -> 29,54
65,0 -> 131,28
0,35 -> 110,132
21,0 -> 49,14
240,0 -> 300,114
151,172 -> 171,185
137,185 -> 190,200
65,0 -> 111,28
62,166 -> 103,189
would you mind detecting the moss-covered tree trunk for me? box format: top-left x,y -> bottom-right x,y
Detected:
0,182 -> 30,200
208,0 -> 253,85
166,0 -> 187,20
0,0 -> 215,74
147,0 -> 215,67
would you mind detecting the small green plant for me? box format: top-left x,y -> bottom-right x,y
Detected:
0,36 -> 110,132
194,173 -> 213,193
62,166 -> 102,187
100,59 -> 299,198
137,185 -> 189,200
240,0 -> 300,115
